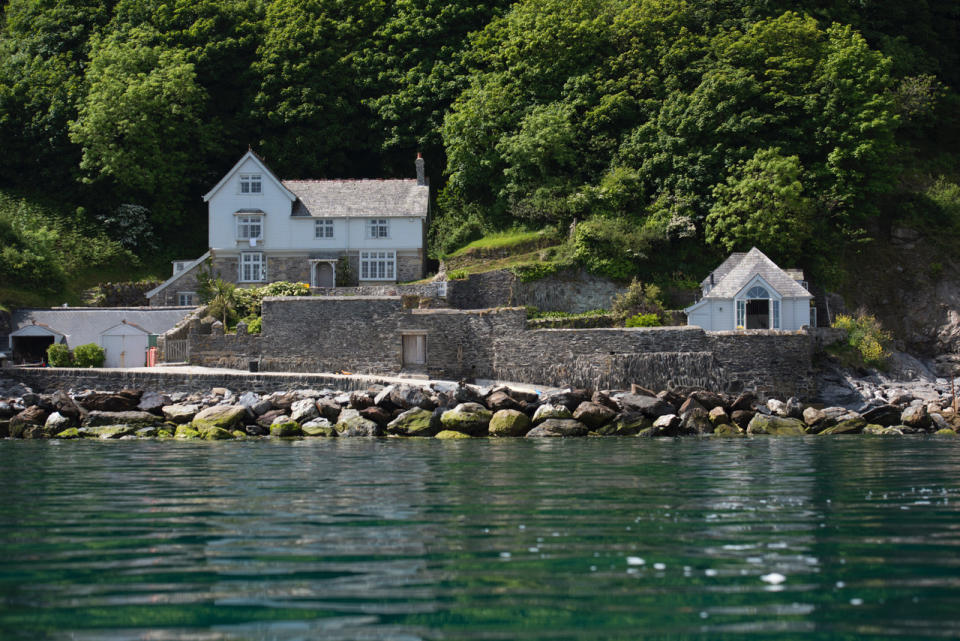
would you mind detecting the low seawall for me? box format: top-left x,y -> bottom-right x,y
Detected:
2,367 -> 436,395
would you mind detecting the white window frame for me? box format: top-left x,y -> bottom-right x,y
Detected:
236,215 -> 263,241
177,292 -> 196,306
368,218 -> 390,239
240,252 -> 266,282
359,250 -> 396,281
314,219 -> 334,239
239,174 -> 262,194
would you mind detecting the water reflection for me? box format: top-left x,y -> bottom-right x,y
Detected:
0,438 -> 959,640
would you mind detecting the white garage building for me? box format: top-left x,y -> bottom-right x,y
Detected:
685,247 -> 815,331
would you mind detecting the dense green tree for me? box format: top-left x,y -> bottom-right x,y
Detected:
705,147 -> 812,262
69,29 -> 210,223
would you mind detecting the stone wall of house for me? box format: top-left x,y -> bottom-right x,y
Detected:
267,255 -> 310,284
174,296 -> 818,399
210,256 -> 239,282
396,251 -> 424,283
446,269 -> 629,313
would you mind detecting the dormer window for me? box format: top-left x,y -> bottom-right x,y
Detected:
237,215 -> 263,241
240,174 -> 262,194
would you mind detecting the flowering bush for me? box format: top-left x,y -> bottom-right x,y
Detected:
832,313 -> 891,368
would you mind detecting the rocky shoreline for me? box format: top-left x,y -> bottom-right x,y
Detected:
1,372 -> 959,439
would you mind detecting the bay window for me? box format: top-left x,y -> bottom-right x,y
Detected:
237,215 -> 263,241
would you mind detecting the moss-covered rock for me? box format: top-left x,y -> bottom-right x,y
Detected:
713,423 -> 744,436
531,404 -> 572,424
488,409 -> 532,437
596,413 -> 650,436
336,411 -> 383,436
157,429 -> 174,439
387,408 -> 438,437
202,426 -> 235,440
80,425 -> 138,439
819,417 -> 866,435
174,425 -> 200,439
934,427 -> 958,437
191,405 -> 247,432
54,427 -> 81,439
270,421 -> 303,437
440,403 -> 492,436
746,414 -> 806,435
435,430 -> 471,439
135,426 -> 159,437
302,419 -> 338,437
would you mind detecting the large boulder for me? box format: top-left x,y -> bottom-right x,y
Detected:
201,426 -> 235,440
0,402 -> 15,419
162,404 -> 201,424
51,390 -> 84,423
746,414 -> 806,436
54,427 -> 81,439
174,425 -> 200,439
336,409 -> 383,436
192,405 -> 247,432
680,408 -> 714,435
595,413 -> 650,436
137,391 -> 171,415
618,393 -> 675,418
435,430 -> 472,439
316,399 -> 341,422
651,414 -> 681,437
819,417 -> 867,435
390,385 -> 436,410
541,389 -> 589,412
290,398 -> 319,423
79,425 -> 137,439
486,390 -> 521,412
302,419 -> 338,437
387,408 -> 439,437
256,409 -> 286,429
349,390 -> 376,410
532,404 -> 572,424
689,390 -> 725,410
572,402 -> 616,430
440,403 -> 492,436
84,410 -> 161,428
267,391 -> 298,411
862,405 -> 902,427
359,406 -> 392,426
269,421 -> 302,437
714,423 -> 744,436
80,390 -> 141,412
901,404 -> 931,430
488,410 -> 532,437
526,418 -> 589,437
9,406 -> 49,438
45,411 -> 73,432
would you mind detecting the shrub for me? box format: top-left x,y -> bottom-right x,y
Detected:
611,278 -> 664,322
832,312 -> 891,368
336,256 -> 353,286
73,343 -> 105,368
46,343 -> 72,367
571,216 -> 653,281
447,268 -> 468,280
246,316 -> 262,334
625,313 -> 661,327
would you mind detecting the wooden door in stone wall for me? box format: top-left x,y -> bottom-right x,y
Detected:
402,334 -> 426,366
315,262 -> 334,287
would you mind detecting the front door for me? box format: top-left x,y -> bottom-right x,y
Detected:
745,299 -> 769,329
315,262 -> 334,287
402,334 -> 426,367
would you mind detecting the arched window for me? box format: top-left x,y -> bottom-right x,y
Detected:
746,285 -> 770,299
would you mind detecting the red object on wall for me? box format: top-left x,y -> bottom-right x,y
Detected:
145,347 -> 158,367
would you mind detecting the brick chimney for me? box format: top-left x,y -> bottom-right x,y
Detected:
416,153 -> 426,186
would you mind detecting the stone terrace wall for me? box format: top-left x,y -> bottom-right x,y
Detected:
310,282 -> 445,298
446,269 -> 629,313
493,327 -> 816,398
184,297 -> 526,381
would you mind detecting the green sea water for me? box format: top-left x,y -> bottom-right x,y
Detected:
1,437 -> 959,640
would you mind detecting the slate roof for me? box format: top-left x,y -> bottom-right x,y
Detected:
704,247 -> 812,299
284,179 -> 429,218
700,252 -> 747,288
8,308 -> 193,348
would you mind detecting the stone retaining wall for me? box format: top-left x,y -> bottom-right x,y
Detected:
446,269 -> 630,313
165,296 -> 819,399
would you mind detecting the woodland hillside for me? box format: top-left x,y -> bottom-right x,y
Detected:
0,0 -> 958,311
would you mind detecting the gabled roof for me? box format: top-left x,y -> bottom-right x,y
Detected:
10,308 -> 192,347
202,150 -> 297,203
704,247 -> 812,299
146,251 -> 210,299
284,179 -> 429,218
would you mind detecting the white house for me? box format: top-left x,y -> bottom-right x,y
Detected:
147,150 -> 430,305
684,247 -> 814,331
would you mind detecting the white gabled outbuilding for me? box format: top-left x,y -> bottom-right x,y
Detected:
100,320 -> 151,369
685,247 -> 815,331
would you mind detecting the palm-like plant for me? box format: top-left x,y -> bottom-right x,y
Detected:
208,277 -> 237,327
